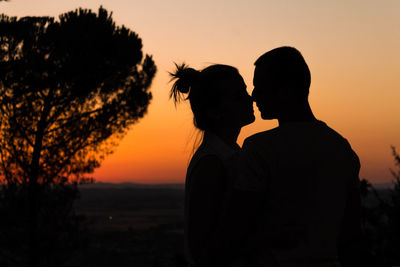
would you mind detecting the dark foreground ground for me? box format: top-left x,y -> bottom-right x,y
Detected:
67,183 -> 185,267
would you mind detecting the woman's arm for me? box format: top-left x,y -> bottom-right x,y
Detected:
187,155 -> 226,262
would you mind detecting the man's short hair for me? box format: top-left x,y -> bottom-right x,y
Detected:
255,46 -> 311,98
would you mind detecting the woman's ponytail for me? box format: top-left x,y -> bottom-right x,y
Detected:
169,63 -> 200,105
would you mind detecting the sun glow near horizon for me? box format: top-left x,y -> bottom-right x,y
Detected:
1,0 -> 399,184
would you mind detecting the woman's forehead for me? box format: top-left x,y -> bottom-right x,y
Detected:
223,74 -> 246,88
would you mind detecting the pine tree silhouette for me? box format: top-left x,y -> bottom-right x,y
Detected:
0,7 -> 156,267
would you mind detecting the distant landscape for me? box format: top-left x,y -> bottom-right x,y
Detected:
65,181 -> 393,267
67,183 -> 186,267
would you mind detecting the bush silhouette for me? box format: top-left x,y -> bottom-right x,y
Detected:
360,147 -> 400,266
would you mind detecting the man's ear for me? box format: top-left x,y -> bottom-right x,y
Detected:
277,83 -> 293,100
206,106 -> 222,120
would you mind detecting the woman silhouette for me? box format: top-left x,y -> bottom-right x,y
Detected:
170,63 -> 255,266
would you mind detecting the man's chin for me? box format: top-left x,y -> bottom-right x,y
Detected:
260,112 -> 276,120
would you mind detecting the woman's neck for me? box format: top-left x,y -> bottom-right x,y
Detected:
209,127 -> 241,149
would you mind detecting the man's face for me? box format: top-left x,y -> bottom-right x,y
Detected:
252,65 -> 281,120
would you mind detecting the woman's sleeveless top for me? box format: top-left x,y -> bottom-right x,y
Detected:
184,131 -> 240,266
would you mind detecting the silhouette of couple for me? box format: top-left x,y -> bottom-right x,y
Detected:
170,47 -> 361,267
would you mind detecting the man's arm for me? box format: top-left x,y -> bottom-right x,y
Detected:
337,151 -> 362,267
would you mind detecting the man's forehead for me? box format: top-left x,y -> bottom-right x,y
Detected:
254,65 -> 272,82
255,63 -> 274,74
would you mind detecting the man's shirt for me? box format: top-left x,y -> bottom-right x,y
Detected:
234,120 -> 360,264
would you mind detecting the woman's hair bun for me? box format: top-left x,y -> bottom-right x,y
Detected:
169,63 -> 200,104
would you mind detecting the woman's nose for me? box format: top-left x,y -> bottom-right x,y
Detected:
251,89 -> 257,102
246,92 -> 253,102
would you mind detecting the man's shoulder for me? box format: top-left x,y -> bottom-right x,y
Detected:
319,122 -> 352,146
318,122 -> 360,162
244,127 -> 281,146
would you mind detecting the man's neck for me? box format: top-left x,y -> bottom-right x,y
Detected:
278,102 -> 317,126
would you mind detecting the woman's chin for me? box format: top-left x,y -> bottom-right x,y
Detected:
249,114 -> 256,124
242,115 -> 256,126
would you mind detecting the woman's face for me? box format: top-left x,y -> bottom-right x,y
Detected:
216,73 -> 255,129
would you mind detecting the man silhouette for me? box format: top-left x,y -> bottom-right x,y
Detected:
214,47 -> 361,267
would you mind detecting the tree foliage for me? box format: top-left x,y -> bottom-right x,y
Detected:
0,6 -> 156,266
0,7 -> 156,185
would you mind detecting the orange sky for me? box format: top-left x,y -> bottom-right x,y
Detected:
2,0 -> 400,184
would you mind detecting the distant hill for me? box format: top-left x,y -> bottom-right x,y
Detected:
79,181 -> 393,190
78,182 -> 185,190
1,181 -> 393,190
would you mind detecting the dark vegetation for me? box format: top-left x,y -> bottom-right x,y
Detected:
0,6 -> 155,267
358,147 -> 400,267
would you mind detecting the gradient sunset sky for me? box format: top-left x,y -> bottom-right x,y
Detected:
2,0 -> 399,184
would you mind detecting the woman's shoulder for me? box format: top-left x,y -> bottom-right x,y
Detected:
185,154 -> 227,196
188,144 -> 222,172
190,154 -> 225,179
